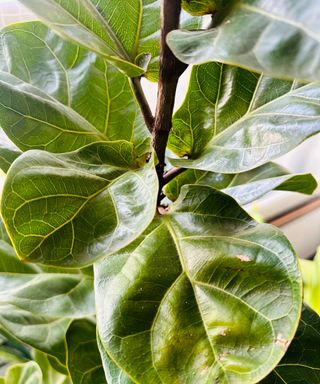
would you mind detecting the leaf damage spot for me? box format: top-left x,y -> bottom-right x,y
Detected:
236,254 -> 251,262
276,334 -> 289,350
217,352 -> 229,361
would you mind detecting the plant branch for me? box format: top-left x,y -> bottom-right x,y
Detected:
131,77 -> 154,133
153,0 -> 187,205
163,167 -> 186,185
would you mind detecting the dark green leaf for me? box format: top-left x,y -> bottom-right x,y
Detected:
66,320 -> 106,384
164,163 -> 317,204
17,1 -> 199,80
95,185 -> 302,383
1,141 -> 158,267
168,63 -> 320,173
0,22 -> 150,155
168,0 -> 320,82
261,306 -> 320,384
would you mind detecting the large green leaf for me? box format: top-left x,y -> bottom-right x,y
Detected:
95,185 -> 302,384
17,1 -> 199,80
1,141 -> 157,267
4,362 -> 42,384
66,320 -> 106,384
0,22 -> 150,156
0,272 -> 95,362
261,306 -> 320,384
168,62 -> 320,173
164,163 -> 317,204
168,0 -> 320,82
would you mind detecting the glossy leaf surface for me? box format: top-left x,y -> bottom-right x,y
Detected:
66,320 -> 106,384
17,1 -> 199,80
261,306 -> 320,384
168,0 -> 320,82
169,63 -> 320,173
95,185 -> 301,384
1,141 -> 157,267
164,163 -> 317,204
0,22 -> 150,156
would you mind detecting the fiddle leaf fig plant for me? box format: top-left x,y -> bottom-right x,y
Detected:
0,0 -> 319,383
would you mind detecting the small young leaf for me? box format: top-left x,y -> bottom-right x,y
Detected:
168,0 -> 320,82
1,141 -> 158,267
95,186 -> 302,384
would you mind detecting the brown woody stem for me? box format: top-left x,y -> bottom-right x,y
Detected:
153,0 -> 186,205
163,167 -> 186,185
131,77 -> 154,133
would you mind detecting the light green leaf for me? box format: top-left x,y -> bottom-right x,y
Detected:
66,320 -> 106,384
168,0 -> 320,82
17,1 -> 199,80
261,305 -> 320,383
0,273 -> 95,363
164,163 -> 317,204
1,141 -> 157,267
95,185 -> 302,384
0,22 -> 150,156
4,361 -> 42,384
300,249 -> 320,315
33,350 -> 71,384
168,62 -> 320,173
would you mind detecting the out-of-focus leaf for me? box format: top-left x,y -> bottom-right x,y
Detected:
300,249 -> 320,315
